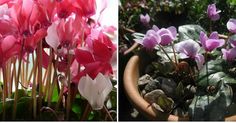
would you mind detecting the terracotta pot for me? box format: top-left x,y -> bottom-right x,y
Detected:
123,55 -> 236,121
123,55 -> 181,121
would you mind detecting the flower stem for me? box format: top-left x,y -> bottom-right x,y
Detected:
47,64 -> 57,107
10,59 -> 16,97
209,21 -> 212,33
171,42 -> 178,65
66,48 -> 72,120
158,45 -> 175,66
47,56 -> 59,107
204,52 -> 209,104
81,102 -> 92,120
12,41 -> 24,119
55,83 -> 65,111
37,41 -> 43,114
44,48 -> 53,98
32,53 -> 38,119
22,59 -> 25,86
103,106 -> 114,121
27,53 -> 36,87
2,66 -> 7,120
25,53 -> 29,87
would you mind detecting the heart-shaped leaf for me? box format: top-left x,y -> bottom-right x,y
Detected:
178,24 -> 205,42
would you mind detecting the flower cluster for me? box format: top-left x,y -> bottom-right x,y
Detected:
136,3 -> 236,69
136,25 -> 177,49
0,0 -> 116,111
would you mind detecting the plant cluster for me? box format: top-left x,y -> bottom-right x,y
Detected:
133,3 -> 236,121
0,0 -> 117,121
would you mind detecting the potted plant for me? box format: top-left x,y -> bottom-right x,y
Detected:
123,3 -> 236,121
0,0 -> 117,121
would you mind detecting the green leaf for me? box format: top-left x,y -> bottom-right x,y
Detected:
175,82 -> 184,98
190,59 -> 235,120
0,98 -> 14,114
157,95 -> 174,113
11,89 -> 27,100
197,59 -> 236,88
178,24 -> 205,42
189,81 -> 233,121
16,97 -> 33,120
132,32 -> 145,39
88,111 -> 95,120
152,61 -> 175,75
144,89 -> 174,113
72,103 -> 82,114
51,86 -> 59,102
132,32 -> 145,43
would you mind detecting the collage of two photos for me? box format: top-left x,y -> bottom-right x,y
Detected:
0,0 -> 235,121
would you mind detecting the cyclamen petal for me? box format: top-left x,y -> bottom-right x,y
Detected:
159,34 -> 173,46
167,26 -> 177,38
209,31 -> 219,39
227,19 -> 236,33
142,36 -> 159,49
207,4 -> 221,21
195,54 -> 205,69
139,29 -> 160,49
174,39 -> 200,59
199,31 -> 208,49
45,22 -> 60,51
140,14 -> 150,25
157,27 -> 177,46
78,73 -> 112,110
222,48 -> 236,61
199,31 -> 224,52
205,39 -> 224,51
0,35 -> 20,67
152,25 -> 159,32
175,39 -> 204,69
1,35 -> 17,53
0,0 -> 11,5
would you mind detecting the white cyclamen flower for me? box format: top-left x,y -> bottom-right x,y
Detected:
78,73 -> 113,110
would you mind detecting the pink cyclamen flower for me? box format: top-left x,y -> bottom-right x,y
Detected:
175,39 -> 205,69
74,0 -> 96,17
222,48 -> 236,61
9,0 -> 48,53
46,16 -> 86,51
140,14 -> 150,25
156,26 -> 177,46
199,31 -> 224,52
0,35 -> 21,67
56,0 -> 96,18
227,19 -> 236,33
74,34 -> 116,81
137,30 -> 160,49
207,4 -> 221,21
136,26 -> 177,49
0,0 -> 11,5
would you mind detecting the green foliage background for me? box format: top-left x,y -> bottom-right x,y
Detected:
119,0 -> 236,48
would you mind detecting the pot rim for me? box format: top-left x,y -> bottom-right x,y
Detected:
123,55 -> 180,121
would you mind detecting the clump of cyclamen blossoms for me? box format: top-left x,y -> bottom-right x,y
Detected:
0,0 -> 117,117
136,25 -> 177,49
